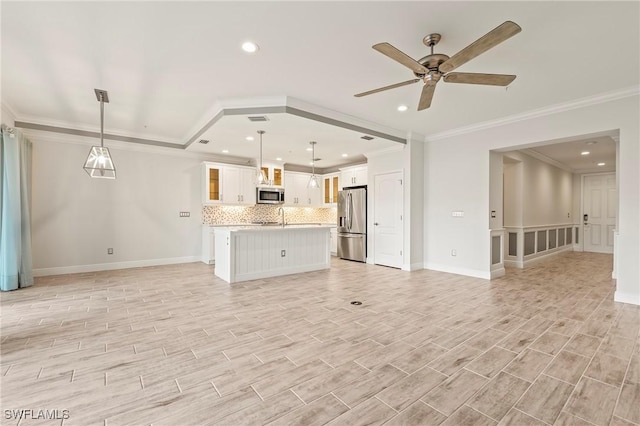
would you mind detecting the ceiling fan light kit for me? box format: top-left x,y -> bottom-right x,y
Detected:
355,21 -> 522,111
83,89 -> 116,179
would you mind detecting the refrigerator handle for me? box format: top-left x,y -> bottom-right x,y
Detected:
348,192 -> 353,230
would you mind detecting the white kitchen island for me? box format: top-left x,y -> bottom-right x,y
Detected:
214,225 -> 331,283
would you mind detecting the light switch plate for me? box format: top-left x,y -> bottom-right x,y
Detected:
452,211 -> 464,217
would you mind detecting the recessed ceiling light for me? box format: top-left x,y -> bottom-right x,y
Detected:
276,157 -> 282,161
246,136 -> 254,141
581,151 -> 590,155
222,149 -> 229,153
341,153 -> 348,157
241,41 -> 259,53
306,147 -> 313,152
309,161 -> 314,165
397,105 -> 408,112
597,162 -> 606,166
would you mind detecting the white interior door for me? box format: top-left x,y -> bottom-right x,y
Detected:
583,173 -> 616,254
373,172 -> 403,268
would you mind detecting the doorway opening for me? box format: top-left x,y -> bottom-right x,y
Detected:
490,131 -> 618,276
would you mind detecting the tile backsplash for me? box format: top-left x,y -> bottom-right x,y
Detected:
202,205 -> 337,225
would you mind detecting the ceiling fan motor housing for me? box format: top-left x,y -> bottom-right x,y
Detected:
414,53 -> 450,78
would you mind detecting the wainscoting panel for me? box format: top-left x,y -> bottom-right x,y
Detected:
504,224 -> 578,269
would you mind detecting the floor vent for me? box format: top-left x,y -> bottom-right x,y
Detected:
361,135 -> 374,140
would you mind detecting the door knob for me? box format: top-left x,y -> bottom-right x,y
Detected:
374,222 -> 379,226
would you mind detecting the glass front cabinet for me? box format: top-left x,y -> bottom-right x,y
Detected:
203,163 -> 222,204
323,173 -> 340,206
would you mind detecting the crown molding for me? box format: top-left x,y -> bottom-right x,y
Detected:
183,95 -> 408,151
20,128 -> 252,165
520,149 -> 574,173
426,85 -> 640,142
1,101 -> 18,126
364,145 -> 404,159
12,112 -> 183,144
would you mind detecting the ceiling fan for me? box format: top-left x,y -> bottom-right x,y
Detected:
355,21 -> 522,111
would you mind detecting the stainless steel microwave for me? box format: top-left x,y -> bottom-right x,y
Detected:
256,187 -> 285,204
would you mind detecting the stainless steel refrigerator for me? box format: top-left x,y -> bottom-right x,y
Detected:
337,187 -> 367,262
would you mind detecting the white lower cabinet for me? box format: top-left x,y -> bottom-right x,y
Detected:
202,226 -> 215,264
214,227 -> 330,283
330,227 -> 337,256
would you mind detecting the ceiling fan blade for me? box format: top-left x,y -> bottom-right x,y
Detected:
417,83 -> 436,111
443,72 -> 516,86
354,78 -> 420,97
373,43 -> 428,75
439,21 -> 521,74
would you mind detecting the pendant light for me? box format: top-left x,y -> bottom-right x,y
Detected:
83,89 -> 116,179
256,130 -> 268,185
307,141 -> 320,189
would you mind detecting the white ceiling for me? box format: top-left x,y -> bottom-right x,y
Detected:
528,136 -> 617,173
188,113 -> 390,169
2,2 -> 639,167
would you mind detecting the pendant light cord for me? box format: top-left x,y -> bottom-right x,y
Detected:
99,93 -> 104,148
259,132 -> 263,170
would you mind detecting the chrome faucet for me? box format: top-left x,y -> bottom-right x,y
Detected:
277,207 -> 285,228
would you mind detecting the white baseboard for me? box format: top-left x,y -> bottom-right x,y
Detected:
33,256 -> 201,277
491,267 -> 506,279
505,247 -> 573,270
614,290 -> 640,306
230,262 -> 330,283
423,262 -> 490,280
504,259 -> 524,268
402,262 -> 424,272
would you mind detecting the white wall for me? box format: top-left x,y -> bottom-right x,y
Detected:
503,159 -> 523,227
489,151 -> 503,230
424,94 -> 639,305
501,151 -> 573,227
30,134 -> 205,275
405,136 -> 424,270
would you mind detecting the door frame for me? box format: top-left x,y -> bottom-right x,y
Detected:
370,169 -> 404,267
580,171 -> 617,254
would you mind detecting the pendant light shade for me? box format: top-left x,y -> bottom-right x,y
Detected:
83,89 -> 116,179
256,130 -> 268,185
307,141 -> 320,189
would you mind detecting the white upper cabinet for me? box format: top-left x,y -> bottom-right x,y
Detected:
203,163 -> 223,204
223,166 -> 256,205
284,171 -> 322,207
323,173 -> 340,207
340,165 -> 368,188
202,162 -> 255,205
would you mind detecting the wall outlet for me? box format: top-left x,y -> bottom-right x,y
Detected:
281,250 -> 286,257
179,212 -> 190,217
451,249 -> 457,256
107,248 -> 114,255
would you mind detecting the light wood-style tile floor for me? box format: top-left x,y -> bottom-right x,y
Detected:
1,252 -> 638,426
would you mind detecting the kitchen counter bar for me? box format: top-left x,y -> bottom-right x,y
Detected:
214,226 -> 331,283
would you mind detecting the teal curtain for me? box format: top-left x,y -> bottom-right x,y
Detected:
0,125 -> 33,290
